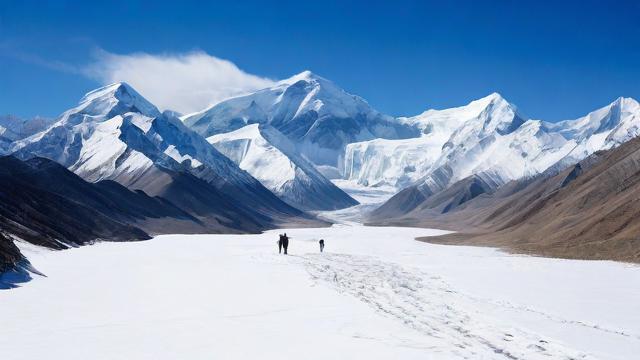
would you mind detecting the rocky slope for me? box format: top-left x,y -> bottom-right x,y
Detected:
372,137 -> 640,262
0,155 -> 186,287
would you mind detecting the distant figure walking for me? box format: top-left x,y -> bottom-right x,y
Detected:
282,233 -> 289,255
278,234 -> 283,254
319,239 -> 325,253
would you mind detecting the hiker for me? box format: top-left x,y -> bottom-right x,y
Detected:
319,239 -> 325,253
278,234 -> 283,254
282,233 -> 289,255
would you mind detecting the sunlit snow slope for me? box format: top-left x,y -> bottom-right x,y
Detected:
207,124 -> 357,210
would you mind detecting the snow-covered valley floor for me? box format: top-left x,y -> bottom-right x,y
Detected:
2,220 -> 639,359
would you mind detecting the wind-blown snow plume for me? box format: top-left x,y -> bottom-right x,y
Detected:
83,50 -> 276,114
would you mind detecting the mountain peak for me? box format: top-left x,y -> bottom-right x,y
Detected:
476,92 -> 509,106
579,96 -> 640,123
280,70 -> 328,85
610,96 -> 639,110
81,82 -> 135,101
297,69 -> 315,78
76,82 -> 160,118
453,92 -> 518,118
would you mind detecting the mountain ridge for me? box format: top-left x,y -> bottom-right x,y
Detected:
183,71 -> 420,167
9,82 -> 325,233
369,94 -> 640,220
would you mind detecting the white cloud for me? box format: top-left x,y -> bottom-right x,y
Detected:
83,50 -> 276,114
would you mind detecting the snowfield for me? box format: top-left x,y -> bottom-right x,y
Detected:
1,224 -> 638,359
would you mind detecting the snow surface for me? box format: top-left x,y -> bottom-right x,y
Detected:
208,124 -> 299,190
2,219 -> 638,359
331,178 -> 397,205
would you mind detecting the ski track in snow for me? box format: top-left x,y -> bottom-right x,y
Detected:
274,252 -> 591,360
454,291 -> 640,343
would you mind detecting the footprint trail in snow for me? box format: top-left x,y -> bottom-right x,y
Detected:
300,252 -> 593,360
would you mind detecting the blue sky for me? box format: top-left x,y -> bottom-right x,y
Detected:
1,0 -> 639,121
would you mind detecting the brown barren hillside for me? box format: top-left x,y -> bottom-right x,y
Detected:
373,137 -> 640,262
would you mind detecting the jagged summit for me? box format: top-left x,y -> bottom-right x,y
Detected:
579,96 -> 639,118
473,91 -> 508,105
81,81 -> 136,100
413,92 -> 511,114
279,70 -> 327,85
404,92 -> 524,139
549,96 -> 640,144
73,82 -> 161,119
611,96 -> 639,107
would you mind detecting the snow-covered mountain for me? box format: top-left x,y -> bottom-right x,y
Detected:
181,70 -> 640,214
10,82 -> 317,231
183,71 -> 419,167
345,94 -> 560,189
12,82 -> 269,187
418,95 -> 640,194
371,95 -> 640,218
343,93 -> 513,188
207,124 -> 358,210
346,94 -> 640,194
6,74 -> 639,228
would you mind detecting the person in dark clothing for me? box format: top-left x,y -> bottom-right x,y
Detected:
319,239 -> 325,253
282,233 -> 289,255
278,234 -> 283,254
